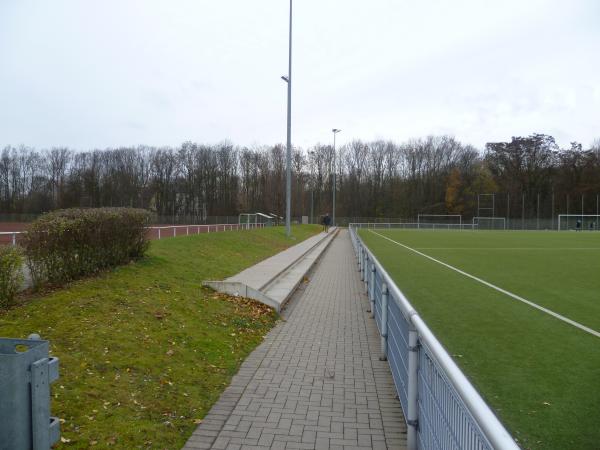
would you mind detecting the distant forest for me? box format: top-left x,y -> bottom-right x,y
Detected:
1,134 -> 599,222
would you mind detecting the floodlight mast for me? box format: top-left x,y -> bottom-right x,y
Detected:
332,128 -> 341,226
282,0 -> 293,237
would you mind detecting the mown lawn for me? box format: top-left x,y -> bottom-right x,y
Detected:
360,229 -> 600,450
0,225 -> 320,449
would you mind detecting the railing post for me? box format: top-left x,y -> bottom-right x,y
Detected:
158,228 -> 161,240
186,226 -> 189,236
369,264 -> 376,318
407,323 -> 419,450
363,255 -> 368,290
380,284 -> 388,361
12,232 -> 16,246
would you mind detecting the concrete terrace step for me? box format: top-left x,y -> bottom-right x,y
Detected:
203,228 -> 338,312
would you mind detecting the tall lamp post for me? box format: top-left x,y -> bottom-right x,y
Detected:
332,128 -> 341,226
308,150 -> 315,224
281,0 -> 293,237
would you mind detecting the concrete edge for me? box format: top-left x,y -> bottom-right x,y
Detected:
257,227 -> 338,292
277,228 -> 340,311
202,281 -> 281,312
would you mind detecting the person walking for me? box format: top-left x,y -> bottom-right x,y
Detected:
321,213 -> 331,232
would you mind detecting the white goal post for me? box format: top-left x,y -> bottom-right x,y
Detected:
417,214 -> 462,228
472,217 -> 506,230
557,214 -> 600,231
239,213 -> 258,226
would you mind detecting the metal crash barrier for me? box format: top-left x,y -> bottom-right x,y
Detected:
0,335 -> 60,450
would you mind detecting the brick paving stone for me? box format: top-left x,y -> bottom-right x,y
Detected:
183,231 -> 406,449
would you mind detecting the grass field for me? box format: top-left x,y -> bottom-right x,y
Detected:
359,228 -> 600,450
0,224 -> 319,449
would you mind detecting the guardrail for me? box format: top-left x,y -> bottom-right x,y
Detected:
350,222 -> 478,231
0,231 -> 23,246
349,224 -> 519,450
0,224 -> 267,246
148,223 -> 265,240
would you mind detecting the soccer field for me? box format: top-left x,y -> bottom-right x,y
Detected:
359,228 -> 600,450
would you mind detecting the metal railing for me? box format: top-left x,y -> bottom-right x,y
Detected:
349,224 -> 519,450
0,231 -> 23,246
351,222 -> 479,231
0,224 -> 267,246
147,223 -> 265,240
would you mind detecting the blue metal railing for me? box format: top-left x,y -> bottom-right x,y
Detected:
350,225 -> 519,450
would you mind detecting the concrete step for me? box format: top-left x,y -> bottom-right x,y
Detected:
262,232 -> 335,306
204,228 -> 338,312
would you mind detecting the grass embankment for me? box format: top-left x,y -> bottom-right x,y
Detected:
0,225 -> 320,449
360,229 -> 600,450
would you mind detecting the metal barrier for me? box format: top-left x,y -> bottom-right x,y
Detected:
350,222 -> 479,231
147,223 -> 265,240
0,334 -> 60,449
0,231 -> 23,246
349,225 -> 519,450
0,224 -> 267,245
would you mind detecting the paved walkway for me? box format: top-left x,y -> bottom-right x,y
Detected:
184,230 -> 406,450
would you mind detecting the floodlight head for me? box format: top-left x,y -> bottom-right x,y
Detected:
281,75 -> 289,83
332,128 -> 341,134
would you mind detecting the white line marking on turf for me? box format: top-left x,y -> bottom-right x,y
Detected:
369,230 -> 600,339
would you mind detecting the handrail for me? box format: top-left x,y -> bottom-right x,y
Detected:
0,224 -> 266,245
349,223 -> 519,450
349,222 -> 477,230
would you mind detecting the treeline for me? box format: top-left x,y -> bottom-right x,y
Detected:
1,134 -> 599,221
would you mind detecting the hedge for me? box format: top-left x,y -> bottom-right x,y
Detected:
22,208 -> 150,288
0,246 -> 23,309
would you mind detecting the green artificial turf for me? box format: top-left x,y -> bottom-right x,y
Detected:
0,225 -> 320,449
360,229 -> 600,450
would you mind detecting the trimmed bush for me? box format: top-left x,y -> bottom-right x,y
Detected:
22,208 -> 150,287
0,246 -> 23,309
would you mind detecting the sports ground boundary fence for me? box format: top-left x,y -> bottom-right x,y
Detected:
0,223 -> 266,246
337,216 -> 600,230
349,224 -> 520,450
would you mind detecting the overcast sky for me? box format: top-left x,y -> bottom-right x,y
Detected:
1,0 -> 599,150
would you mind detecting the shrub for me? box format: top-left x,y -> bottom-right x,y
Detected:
0,246 -> 23,309
22,208 -> 150,287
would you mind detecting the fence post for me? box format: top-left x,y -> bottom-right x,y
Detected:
363,255 -> 368,289
369,264 -> 376,318
380,283 -> 388,361
12,233 -> 16,246
186,226 -> 189,236
173,227 -> 176,237
362,250 -> 367,283
359,248 -> 364,279
407,324 -> 419,450
158,228 -> 161,240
